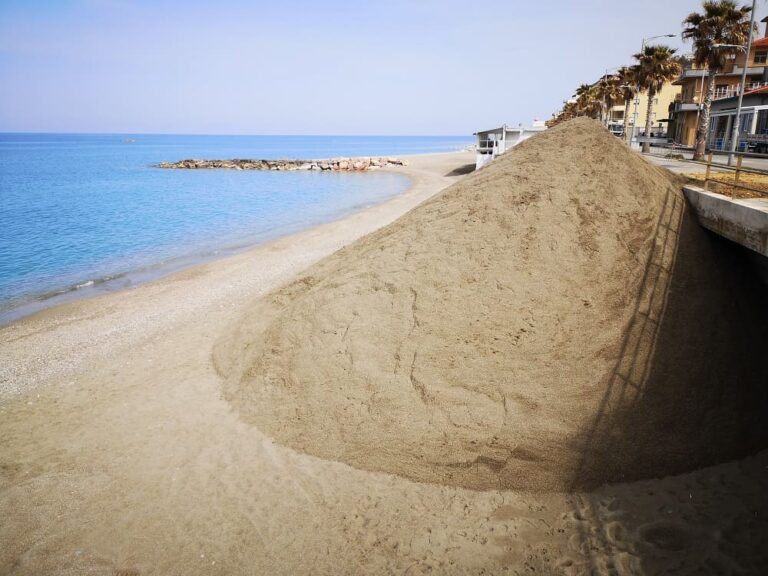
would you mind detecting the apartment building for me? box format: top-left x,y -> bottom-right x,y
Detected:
607,81 -> 681,139
670,16 -> 768,147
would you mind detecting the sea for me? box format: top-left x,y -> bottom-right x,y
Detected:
0,133 -> 473,324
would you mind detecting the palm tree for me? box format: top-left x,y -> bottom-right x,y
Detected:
634,45 -> 682,153
547,100 -> 579,127
617,66 -> 639,143
580,90 -> 600,119
593,75 -> 624,124
683,0 -> 754,160
573,84 -> 593,117
574,84 -> 592,99
571,84 -> 601,119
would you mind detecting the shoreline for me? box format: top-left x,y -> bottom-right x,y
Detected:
1,139 -> 766,574
0,150 -> 474,398
0,150 -> 468,330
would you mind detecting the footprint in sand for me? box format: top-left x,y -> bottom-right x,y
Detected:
637,520 -> 692,551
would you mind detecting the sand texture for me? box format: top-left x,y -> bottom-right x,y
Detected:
218,118 -> 768,492
2,129 -> 767,575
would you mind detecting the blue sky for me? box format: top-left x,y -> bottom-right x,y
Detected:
1,0 -> 767,135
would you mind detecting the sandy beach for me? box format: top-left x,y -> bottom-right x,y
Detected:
2,131 -> 767,576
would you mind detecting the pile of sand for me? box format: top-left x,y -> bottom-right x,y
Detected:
215,118 -> 768,491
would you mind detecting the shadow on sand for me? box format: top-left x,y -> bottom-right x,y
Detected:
562,188 -> 768,574
445,163 -> 476,177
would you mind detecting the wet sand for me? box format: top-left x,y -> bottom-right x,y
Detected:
1,144 -> 767,575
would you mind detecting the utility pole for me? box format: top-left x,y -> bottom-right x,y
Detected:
726,0 -> 757,166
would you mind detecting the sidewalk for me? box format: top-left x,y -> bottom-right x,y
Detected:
639,144 -> 768,172
643,154 -> 709,175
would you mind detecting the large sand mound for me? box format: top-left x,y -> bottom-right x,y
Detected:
215,118 -> 768,491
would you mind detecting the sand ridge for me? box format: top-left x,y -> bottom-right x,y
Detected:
217,118 -> 768,492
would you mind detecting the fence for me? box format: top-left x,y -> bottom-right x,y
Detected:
700,152 -> 768,198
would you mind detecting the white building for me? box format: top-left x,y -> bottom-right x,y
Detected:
474,121 -> 547,169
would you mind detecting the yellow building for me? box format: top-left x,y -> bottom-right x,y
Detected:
671,70 -> 708,146
608,81 -> 682,138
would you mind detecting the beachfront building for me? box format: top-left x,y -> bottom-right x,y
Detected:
607,81 -> 681,140
706,87 -> 768,152
474,121 -> 547,169
670,16 -> 768,147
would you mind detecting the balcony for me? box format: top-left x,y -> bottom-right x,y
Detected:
713,81 -> 768,100
477,139 -> 501,153
714,87 -> 739,100
673,102 -> 701,112
731,66 -> 764,75
678,68 -> 708,79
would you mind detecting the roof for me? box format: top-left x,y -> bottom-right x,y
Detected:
752,37 -> 768,48
474,127 -> 505,136
473,125 -> 546,136
674,69 -> 761,85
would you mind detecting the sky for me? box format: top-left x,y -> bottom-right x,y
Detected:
1,0 -> 768,135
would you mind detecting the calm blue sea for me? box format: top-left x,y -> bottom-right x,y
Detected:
0,133 -> 472,323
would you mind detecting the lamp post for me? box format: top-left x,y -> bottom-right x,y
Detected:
632,34 -> 677,149
715,0 -> 756,166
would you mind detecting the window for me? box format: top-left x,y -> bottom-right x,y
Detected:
755,50 -> 768,64
756,109 -> 768,134
739,112 -> 753,134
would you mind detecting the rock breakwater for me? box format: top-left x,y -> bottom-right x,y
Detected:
157,157 -> 409,171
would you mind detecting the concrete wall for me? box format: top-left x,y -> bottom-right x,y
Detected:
683,185 -> 768,257
475,153 -> 493,170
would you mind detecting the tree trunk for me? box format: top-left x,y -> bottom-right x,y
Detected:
642,87 -> 656,154
623,96 -> 632,144
694,72 -> 716,161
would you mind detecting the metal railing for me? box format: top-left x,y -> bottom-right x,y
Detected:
713,81 -> 768,100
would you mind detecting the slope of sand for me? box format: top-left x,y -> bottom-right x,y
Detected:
217,118 -> 768,492
2,129 -> 767,575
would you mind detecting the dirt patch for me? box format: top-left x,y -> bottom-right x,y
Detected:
683,171 -> 768,199
216,118 -> 768,492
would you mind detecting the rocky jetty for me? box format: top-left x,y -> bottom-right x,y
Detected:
156,157 -> 408,171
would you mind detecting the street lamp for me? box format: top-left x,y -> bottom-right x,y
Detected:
713,0 -> 756,165
632,34 -> 677,149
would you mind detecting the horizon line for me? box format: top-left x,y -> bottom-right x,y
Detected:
0,130 -> 475,138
